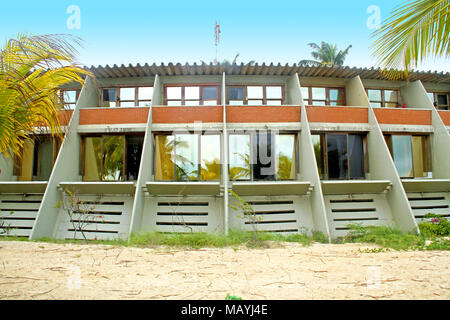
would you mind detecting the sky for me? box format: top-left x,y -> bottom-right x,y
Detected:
0,0 -> 448,72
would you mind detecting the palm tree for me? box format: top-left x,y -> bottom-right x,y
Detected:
299,42 -> 352,67
0,34 -> 90,159
372,0 -> 449,78
201,53 -> 256,66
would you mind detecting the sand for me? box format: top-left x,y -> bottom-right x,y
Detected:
0,240 -> 448,300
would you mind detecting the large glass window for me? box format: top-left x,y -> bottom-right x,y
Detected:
82,135 -> 143,181
229,132 -> 297,181
386,134 -> 431,178
229,134 -> 251,180
60,90 -> 79,109
165,85 -> 220,106
101,87 -> 153,107
312,133 -> 366,180
367,89 -> 400,108
428,92 -> 450,110
14,136 -> 60,181
226,85 -> 284,105
154,133 -> 221,181
301,87 -> 345,106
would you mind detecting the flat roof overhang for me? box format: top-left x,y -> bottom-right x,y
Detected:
59,182 -> 136,195
0,182 -> 48,194
402,179 -> 450,193
145,182 -> 221,196
231,181 -> 312,196
321,180 -> 392,195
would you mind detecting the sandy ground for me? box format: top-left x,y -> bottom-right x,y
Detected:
0,240 -> 449,300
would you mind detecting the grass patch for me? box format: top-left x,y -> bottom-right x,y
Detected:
129,230 -> 328,249
336,224 -> 449,251
0,230 -> 327,249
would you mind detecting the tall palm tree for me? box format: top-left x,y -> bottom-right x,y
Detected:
299,42 -> 352,67
0,34 -> 90,158
372,0 -> 449,78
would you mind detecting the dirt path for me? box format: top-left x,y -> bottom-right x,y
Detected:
0,241 -> 448,300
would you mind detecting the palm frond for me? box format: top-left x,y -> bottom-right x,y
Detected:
372,0 -> 450,76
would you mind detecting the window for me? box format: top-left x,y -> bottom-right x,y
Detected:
311,133 -> 366,180
229,132 -> 297,181
367,89 -> 400,108
226,85 -> 284,105
385,134 -> 431,178
428,92 -> 449,110
154,133 -> 221,181
301,87 -> 345,106
165,85 -> 220,106
82,135 -> 143,181
60,90 -> 80,109
101,87 -> 153,107
14,136 -> 60,181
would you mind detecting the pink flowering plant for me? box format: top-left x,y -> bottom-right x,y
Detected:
418,213 -> 450,237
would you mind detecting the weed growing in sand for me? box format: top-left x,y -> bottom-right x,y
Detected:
338,224 -> 450,251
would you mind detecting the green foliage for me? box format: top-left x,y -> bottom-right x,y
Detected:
128,229 -> 324,249
341,224 -> 425,250
418,213 -> 450,237
226,294 -> 243,300
299,42 -> 352,67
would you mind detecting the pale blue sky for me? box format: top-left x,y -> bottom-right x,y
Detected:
0,0 -> 448,71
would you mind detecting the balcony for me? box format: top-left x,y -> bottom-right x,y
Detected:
226,105 -> 301,123
152,105 -> 223,124
374,108 -> 432,126
79,107 -> 149,125
306,106 -> 368,123
439,110 -> 450,126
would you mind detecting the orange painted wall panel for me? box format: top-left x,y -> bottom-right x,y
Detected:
79,108 -> 149,125
374,108 -> 431,125
227,106 -> 301,123
153,106 -> 223,123
439,111 -> 450,126
58,110 -> 74,126
306,106 -> 368,123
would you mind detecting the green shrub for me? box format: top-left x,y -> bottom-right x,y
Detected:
418,214 -> 450,237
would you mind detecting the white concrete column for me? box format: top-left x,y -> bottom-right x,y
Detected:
128,75 -> 160,236
30,76 -> 98,239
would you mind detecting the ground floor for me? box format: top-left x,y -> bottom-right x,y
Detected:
0,241 -> 448,300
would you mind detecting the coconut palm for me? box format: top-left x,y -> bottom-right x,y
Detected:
299,42 -> 352,67
0,34 -> 90,158
372,0 -> 449,78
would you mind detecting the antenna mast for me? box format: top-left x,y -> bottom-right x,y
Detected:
214,22 -> 221,64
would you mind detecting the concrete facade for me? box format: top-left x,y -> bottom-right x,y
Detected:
1,64 -> 449,241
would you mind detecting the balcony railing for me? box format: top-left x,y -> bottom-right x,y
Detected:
438,110 -> 450,126
306,106 -> 368,123
374,108 -> 432,126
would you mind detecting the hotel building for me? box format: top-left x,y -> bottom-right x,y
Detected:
0,63 -> 449,242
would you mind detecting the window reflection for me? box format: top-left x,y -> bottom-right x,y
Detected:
154,134 -> 221,181
388,135 -> 430,178
84,137 -> 102,181
201,135 -> 221,181
276,135 -> 296,180
83,135 -> 141,181
154,135 -> 175,180
391,135 -> 413,178
175,134 -> 198,181
229,135 -> 251,180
